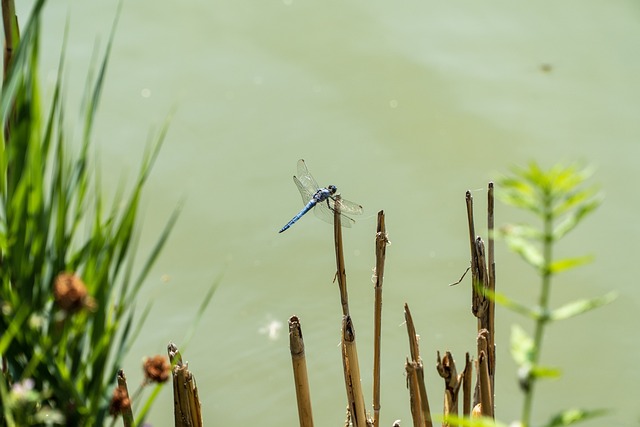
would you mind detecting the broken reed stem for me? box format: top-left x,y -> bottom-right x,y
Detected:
404,304 -> 420,362
405,360 -> 425,427
2,0 -> 18,81
333,195 -> 350,316
487,183 -> 496,395
289,316 -> 314,427
341,315 -> 369,427
437,351 -> 463,427
462,353 -> 473,417
1,0 -> 19,149
116,369 -> 134,427
478,351 -> 493,418
465,187 -> 496,415
404,304 -> 433,427
372,210 -> 388,427
168,343 -> 203,427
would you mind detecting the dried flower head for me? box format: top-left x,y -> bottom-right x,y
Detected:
53,273 -> 96,313
143,355 -> 171,383
108,386 -> 130,416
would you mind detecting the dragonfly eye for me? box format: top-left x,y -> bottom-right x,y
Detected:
328,185 -> 337,194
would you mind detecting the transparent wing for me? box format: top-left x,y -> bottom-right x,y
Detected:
313,198 -> 356,228
295,159 -> 320,196
293,176 -> 316,205
290,159 -> 363,228
328,196 -> 364,216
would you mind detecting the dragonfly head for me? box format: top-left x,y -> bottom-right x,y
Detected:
327,185 -> 338,195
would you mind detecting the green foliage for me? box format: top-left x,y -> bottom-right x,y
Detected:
495,162 -> 613,426
0,2 -> 178,425
542,408 -> 610,427
440,414 -> 508,427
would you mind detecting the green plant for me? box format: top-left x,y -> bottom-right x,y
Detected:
0,1 -> 178,424
497,163 -> 613,427
441,163 -> 613,427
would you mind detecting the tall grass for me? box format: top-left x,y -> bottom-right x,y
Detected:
0,1 -> 178,424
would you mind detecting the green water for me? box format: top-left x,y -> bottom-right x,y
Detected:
20,0 -> 640,425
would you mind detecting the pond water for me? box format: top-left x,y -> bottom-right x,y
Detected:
19,0 -> 640,426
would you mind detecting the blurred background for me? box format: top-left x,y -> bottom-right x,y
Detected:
18,0 -> 639,425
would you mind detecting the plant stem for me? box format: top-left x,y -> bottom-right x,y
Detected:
521,193 -> 554,426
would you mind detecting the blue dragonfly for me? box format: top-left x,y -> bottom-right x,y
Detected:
279,159 -> 363,233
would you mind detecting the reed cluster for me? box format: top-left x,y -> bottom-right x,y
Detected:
286,165 -> 609,427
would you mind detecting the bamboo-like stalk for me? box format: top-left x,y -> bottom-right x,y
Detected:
437,351 -> 463,427
168,343 -> 203,427
405,359 -> 424,427
116,369 -> 134,427
403,304 -> 420,362
341,315 -> 370,427
486,183 -> 496,395
289,316 -> 314,427
1,0 -> 18,81
461,353 -> 473,417
478,351 -> 493,418
333,195 -> 350,316
403,304 -> 432,427
465,188 -> 496,416
1,0 -> 18,154
372,210 -> 388,427
415,360 -> 432,427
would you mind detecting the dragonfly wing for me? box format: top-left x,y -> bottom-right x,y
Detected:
293,176 -> 316,205
295,159 -> 321,195
329,197 -> 364,216
313,199 -> 355,227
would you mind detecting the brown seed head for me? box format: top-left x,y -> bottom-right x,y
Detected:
108,386 -> 131,416
143,355 -> 171,383
53,273 -> 96,313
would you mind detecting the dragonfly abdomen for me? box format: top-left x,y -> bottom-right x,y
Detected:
278,199 -> 317,233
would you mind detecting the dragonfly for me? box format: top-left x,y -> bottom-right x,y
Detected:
279,159 -> 363,233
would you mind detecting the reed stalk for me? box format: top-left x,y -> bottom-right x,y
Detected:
477,351 -> 492,418
405,359 -> 425,427
168,343 -> 202,427
333,195 -> 350,316
436,351 -> 462,427
461,353 -> 472,417
465,187 -> 496,414
1,0 -> 18,81
116,370 -> 134,427
341,315 -> 369,427
403,304 -> 432,427
372,210 -> 388,427
289,315 -> 314,427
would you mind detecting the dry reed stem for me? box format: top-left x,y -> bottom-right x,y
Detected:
1,0 -> 18,144
486,183 -> 496,395
333,195 -> 350,316
289,316 -> 314,427
478,351 -> 493,418
465,188 -> 496,416
405,359 -> 424,427
116,369 -> 133,427
341,315 -> 370,427
2,0 -> 18,80
436,351 -> 462,427
403,304 -> 432,427
372,210 -> 388,427
403,304 -> 420,362
415,361 -> 433,427
168,343 -> 203,427
462,353 -> 472,417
